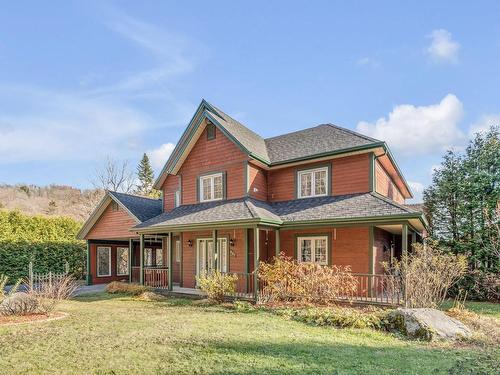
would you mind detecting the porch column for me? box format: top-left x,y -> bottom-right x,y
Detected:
411,231 -> 417,247
402,223 -> 408,308
275,229 -> 280,257
86,240 -> 92,285
168,232 -> 173,291
368,226 -> 374,297
139,234 -> 145,285
253,228 -> 260,300
212,229 -> 218,270
128,238 -> 133,283
243,228 -> 249,292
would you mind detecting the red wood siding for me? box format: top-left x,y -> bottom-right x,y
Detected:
332,153 -> 370,196
248,163 -> 268,201
172,236 -> 181,283
375,160 -> 405,204
163,175 -> 181,212
279,226 -> 369,273
176,126 -> 248,205
86,203 -> 137,240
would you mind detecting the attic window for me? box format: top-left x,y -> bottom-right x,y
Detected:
206,123 -> 216,140
111,201 -> 119,211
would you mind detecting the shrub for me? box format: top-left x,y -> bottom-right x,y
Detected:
450,269 -> 499,302
135,291 -> 166,302
0,210 -> 86,281
276,306 -> 390,330
196,271 -> 238,303
0,292 -> 39,316
383,242 -> 467,308
233,300 -> 255,313
106,281 -> 152,296
258,253 -> 358,304
30,275 -> 80,314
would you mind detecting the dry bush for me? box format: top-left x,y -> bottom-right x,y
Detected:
29,275 -> 79,314
135,291 -> 166,301
384,242 -> 467,308
197,271 -> 238,303
258,253 -> 357,304
446,306 -> 500,347
106,281 -> 152,296
0,292 -> 39,316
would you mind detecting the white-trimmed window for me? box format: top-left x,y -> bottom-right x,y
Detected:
145,248 -> 153,267
297,236 -> 328,265
199,172 -> 223,202
116,247 -> 129,276
297,167 -> 328,198
175,240 -> 181,262
96,246 -> 111,277
155,249 -> 163,266
174,190 -> 181,208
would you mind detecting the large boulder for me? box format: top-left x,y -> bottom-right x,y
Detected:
0,292 -> 39,315
388,308 -> 472,341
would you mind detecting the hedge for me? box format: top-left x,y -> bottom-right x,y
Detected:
0,210 -> 86,281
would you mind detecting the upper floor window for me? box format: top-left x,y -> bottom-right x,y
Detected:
206,123 -> 216,140
297,167 -> 328,198
199,172 -> 223,202
111,201 -> 119,211
297,236 -> 328,265
174,190 -> 181,208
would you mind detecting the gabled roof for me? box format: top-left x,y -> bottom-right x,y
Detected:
133,192 -> 426,233
265,124 -> 381,164
154,99 -> 412,198
108,191 -> 162,222
76,191 -> 162,240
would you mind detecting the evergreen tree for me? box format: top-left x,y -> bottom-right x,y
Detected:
136,153 -> 161,198
424,125 -> 499,275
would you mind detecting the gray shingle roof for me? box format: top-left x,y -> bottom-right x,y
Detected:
265,124 -> 380,164
134,193 -> 419,230
134,198 -> 280,229
206,102 -> 380,165
109,191 -> 163,222
207,104 -> 270,162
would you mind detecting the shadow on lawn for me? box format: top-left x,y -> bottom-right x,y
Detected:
171,339 -> 494,375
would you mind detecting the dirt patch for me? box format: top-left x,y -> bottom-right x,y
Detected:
0,311 -> 68,326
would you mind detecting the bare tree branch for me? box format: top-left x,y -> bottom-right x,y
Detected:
91,157 -> 136,193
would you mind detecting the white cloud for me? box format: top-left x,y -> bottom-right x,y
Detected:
147,143 -> 175,170
468,114 -> 500,137
425,29 -> 460,64
408,181 -> 425,203
356,94 -> 465,156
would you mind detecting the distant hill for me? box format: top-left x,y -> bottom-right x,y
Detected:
0,184 -> 104,222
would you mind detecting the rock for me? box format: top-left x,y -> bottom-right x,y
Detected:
388,308 -> 472,341
0,292 -> 39,315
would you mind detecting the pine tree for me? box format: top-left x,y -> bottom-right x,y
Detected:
136,153 -> 161,198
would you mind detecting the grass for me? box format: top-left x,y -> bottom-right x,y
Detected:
0,292 -> 498,375
441,299 -> 500,319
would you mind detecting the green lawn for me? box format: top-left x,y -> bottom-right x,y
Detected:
440,299 -> 500,319
0,293 -> 498,375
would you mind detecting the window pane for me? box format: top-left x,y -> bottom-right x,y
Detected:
175,240 -> 181,262
213,175 -> 223,199
116,248 -> 129,275
315,238 -> 327,264
145,248 -> 153,267
315,170 -> 327,195
202,177 -> 211,201
300,173 -> 312,197
97,247 -> 110,276
155,249 -> 163,266
174,190 -> 180,207
300,239 -> 312,262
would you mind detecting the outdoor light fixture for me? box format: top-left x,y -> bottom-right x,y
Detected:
187,239 -> 193,247
230,238 -> 235,247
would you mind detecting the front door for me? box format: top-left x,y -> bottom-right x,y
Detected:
196,238 -> 228,280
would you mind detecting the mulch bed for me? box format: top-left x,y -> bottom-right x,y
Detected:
0,311 -> 68,326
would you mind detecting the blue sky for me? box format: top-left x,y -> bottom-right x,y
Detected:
1,1 -> 499,202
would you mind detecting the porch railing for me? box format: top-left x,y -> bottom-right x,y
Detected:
255,273 -> 403,306
144,267 -> 169,289
223,272 -> 255,299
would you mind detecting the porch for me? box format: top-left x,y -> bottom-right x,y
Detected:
130,222 -> 419,306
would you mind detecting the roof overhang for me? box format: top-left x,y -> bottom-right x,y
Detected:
76,192 -> 141,240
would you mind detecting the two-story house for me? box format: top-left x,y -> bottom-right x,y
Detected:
77,100 -> 427,299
